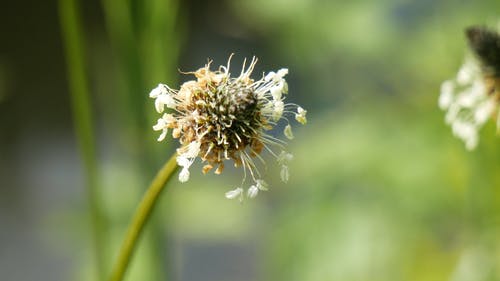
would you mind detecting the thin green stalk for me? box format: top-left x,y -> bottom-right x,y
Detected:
109,154 -> 179,281
100,0 -> 145,135
58,0 -> 106,280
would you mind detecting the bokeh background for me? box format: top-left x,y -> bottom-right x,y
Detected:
2,0 -> 500,281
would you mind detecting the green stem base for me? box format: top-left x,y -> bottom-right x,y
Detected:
109,154 -> 178,281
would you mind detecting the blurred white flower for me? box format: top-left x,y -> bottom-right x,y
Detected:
439,57 -> 498,150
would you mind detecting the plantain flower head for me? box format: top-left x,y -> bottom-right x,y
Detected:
150,56 -> 307,201
439,25 -> 500,150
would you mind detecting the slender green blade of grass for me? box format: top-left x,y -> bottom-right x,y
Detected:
58,0 -> 107,279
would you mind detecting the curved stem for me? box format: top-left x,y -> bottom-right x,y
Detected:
109,154 -> 179,281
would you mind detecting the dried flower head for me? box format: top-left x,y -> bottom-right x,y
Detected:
149,55 -> 307,201
439,25 -> 500,150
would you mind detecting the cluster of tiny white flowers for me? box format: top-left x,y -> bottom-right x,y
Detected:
439,57 -> 498,150
149,56 -> 307,201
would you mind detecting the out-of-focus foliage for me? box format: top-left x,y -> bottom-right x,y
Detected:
265,105 -> 500,281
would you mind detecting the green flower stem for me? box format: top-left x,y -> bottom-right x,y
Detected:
109,154 -> 179,281
58,0 -> 106,280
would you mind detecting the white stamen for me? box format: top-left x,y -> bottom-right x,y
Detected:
179,167 -> 190,182
255,179 -> 268,191
247,185 -> 259,198
225,187 -> 243,200
280,165 -> 289,183
270,84 -> 283,101
176,155 -> 191,168
149,84 -> 167,98
273,101 -> 284,121
284,124 -> 294,140
295,106 -> 307,125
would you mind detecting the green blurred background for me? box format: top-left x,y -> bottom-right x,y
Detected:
1,0 -> 500,281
